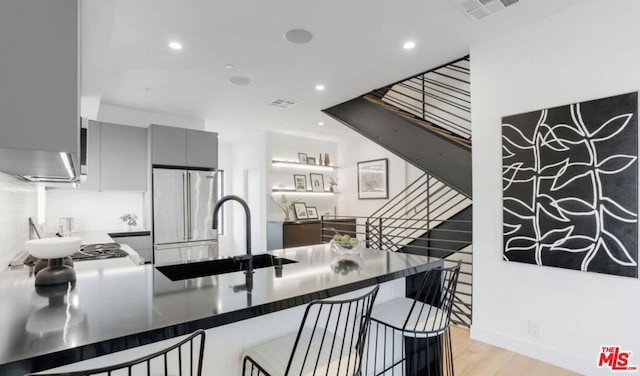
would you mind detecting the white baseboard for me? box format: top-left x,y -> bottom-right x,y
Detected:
470,325 -> 604,375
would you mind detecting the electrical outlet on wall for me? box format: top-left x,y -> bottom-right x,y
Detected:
528,320 -> 540,337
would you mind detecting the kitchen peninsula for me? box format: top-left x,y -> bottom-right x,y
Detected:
0,245 -> 442,375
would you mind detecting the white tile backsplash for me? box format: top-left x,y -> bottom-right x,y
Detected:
46,190 -> 145,233
0,172 -> 37,270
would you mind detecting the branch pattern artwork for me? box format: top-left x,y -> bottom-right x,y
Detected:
502,92 -> 638,278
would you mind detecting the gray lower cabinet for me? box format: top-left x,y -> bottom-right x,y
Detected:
112,235 -> 152,263
100,122 -> 147,191
150,124 -> 218,169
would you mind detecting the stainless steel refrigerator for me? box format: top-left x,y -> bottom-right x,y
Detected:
152,168 -> 218,265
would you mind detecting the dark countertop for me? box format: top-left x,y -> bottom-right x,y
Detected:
0,245 -> 442,375
107,230 -> 151,238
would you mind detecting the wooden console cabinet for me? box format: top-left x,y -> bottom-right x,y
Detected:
267,218 -> 357,250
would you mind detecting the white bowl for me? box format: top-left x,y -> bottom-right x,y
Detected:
25,237 -> 82,259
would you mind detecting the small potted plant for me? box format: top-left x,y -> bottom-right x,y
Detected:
329,177 -> 339,192
268,194 -> 299,222
120,213 -> 138,231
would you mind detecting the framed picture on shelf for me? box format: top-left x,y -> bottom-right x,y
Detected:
309,173 -> 325,192
306,206 -> 319,219
294,174 -> 307,191
358,158 -> 389,199
294,202 -> 308,220
298,153 -> 308,164
307,157 -> 316,165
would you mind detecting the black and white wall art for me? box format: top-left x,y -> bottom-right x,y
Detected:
357,158 -> 389,199
502,92 -> 638,278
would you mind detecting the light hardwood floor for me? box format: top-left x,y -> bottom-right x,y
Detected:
450,326 -> 581,376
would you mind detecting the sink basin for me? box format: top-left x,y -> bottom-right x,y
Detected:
156,254 -> 297,281
25,237 -> 82,259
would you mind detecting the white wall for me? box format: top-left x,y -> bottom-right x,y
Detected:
336,132 -> 421,218
266,132 -> 339,220
96,104 -> 205,130
471,1 -> 640,374
219,131 -> 268,256
0,172 -> 37,270
46,190 -> 145,233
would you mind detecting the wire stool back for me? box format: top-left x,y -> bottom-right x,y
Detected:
244,285 -> 379,376
403,261 -> 461,334
366,262 -> 461,375
28,329 -> 206,376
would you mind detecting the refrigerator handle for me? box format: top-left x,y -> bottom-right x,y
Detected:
183,172 -> 188,240
187,171 -> 191,241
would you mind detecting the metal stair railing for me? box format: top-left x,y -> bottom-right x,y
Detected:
321,214 -> 472,328
366,173 -> 470,252
320,172 -> 472,327
367,56 -> 471,142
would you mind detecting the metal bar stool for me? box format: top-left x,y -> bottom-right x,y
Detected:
28,329 -> 206,376
243,286 -> 379,376
365,262 -> 461,376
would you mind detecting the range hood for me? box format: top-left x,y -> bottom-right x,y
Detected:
0,0 -> 80,184
0,147 -> 79,183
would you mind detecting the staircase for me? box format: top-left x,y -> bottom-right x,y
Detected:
363,172 -> 472,328
322,56 -> 473,327
323,56 -> 472,197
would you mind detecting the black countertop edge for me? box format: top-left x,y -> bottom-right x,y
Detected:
2,260 -> 443,375
108,231 -> 151,238
1,326 -> 183,376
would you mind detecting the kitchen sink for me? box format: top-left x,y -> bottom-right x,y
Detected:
156,254 -> 297,281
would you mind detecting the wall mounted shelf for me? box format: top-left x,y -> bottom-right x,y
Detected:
271,188 -> 337,195
271,159 -> 339,171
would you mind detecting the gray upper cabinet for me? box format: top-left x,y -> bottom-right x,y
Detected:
186,129 -> 218,169
151,124 -> 187,166
100,123 -> 147,191
150,124 -> 218,169
77,122 -> 147,191
0,0 -> 79,178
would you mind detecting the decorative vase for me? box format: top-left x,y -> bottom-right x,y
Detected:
324,153 -> 330,166
319,153 -> 323,165
330,185 -> 335,192
123,223 -> 132,232
284,208 -> 291,222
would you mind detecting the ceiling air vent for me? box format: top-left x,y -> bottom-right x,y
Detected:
268,98 -> 297,109
457,0 -> 519,22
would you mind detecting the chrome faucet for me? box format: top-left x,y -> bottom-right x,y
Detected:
212,195 -> 253,273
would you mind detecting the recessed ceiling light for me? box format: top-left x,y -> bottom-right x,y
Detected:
284,29 -> 313,45
315,84 -> 325,91
318,122 -> 325,126
169,41 -> 183,50
229,76 -> 251,86
403,41 -> 416,50
224,64 -> 234,69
